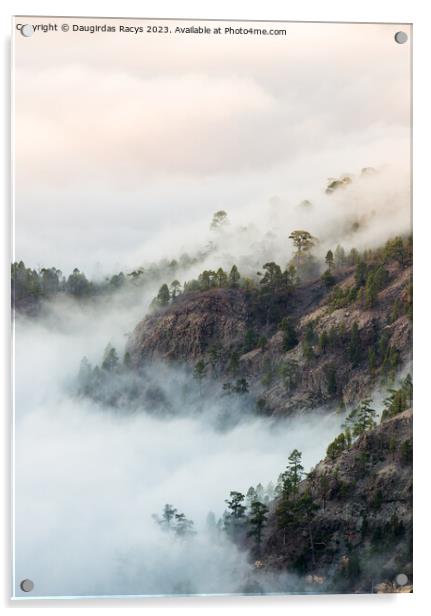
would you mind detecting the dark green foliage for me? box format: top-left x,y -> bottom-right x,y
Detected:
400,439 -> 413,465
373,265 -> 389,291
40,267 -> 62,295
247,501 -> 269,549
321,269 -> 336,288
364,265 -> 389,308
348,322 -> 361,366
223,378 -> 249,395
288,230 -> 319,281
328,284 -> 356,310
280,317 -> 299,352
278,360 -> 299,391
154,283 -> 170,307
276,457 -> 319,568
319,330 -> 329,352
354,260 -> 367,287
258,335 -> 268,350
243,328 -> 259,353
383,236 -> 411,267
252,263 -> 297,326
381,374 -> 412,422
225,491 -> 246,518
289,230 -> 315,265
170,280 -> 182,300
343,398 -> 377,438
215,267 -> 228,288
365,327 -> 401,381
198,270 -> 215,290
325,250 -> 334,270
343,552 -> 361,581
325,364 -> 337,396
66,268 -> 92,297
234,378 -> 249,394
228,265 -> 241,288
11,261 -> 44,308
405,281 -> 413,321
278,449 -> 304,497
224,491 -> 247,542
259,262 -> 283,289
369,489 -> 384,511
326,433 -> 347,460
364,272 -> 378,308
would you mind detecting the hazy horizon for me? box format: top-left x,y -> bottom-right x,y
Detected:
14,18 -> 411,275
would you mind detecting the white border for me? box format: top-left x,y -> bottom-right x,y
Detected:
2,1 -> 430,614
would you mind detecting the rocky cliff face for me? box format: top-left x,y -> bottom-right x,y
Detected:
127,288 -> 248,364
127,261 -> 412,417
257,409 -> 413,593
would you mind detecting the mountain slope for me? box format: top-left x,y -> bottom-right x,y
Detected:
257,409 -> 413,593
127,259 -> 412,416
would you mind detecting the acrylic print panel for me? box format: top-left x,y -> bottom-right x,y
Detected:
12,17 -> 412,598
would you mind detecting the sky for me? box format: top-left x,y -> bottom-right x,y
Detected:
14,18 -> 411,274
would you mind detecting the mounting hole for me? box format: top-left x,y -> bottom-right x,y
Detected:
20,579 -> 34,592
395,573 -> 408,586
20,24 -> 34,37
394,31 -> 408,44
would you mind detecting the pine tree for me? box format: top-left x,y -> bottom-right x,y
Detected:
334,245 -> 346,268
279,449 -> 304,497
174,513 -> 196,537
248,501 -> 269,551
354,260 -> 367,287
155,283 -> 170,306
170,280 -> 182,300
348,322 -> 361,366
228,265 -> 241,288
225,491 -> 246,518
101,344 -> 119,371
289,230 -> 316,268
343,398 -> 377,438
325,250 -> 334,270
326,433 -> 347,460
280,317 -> 299,352
224,491 -> 246,542
152,504 -> 178,531
215,267 -> 228,287
365,273 -> 378,308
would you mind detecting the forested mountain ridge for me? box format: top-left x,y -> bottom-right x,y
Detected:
248,408 -> 413,593
126,238 -> 412,417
